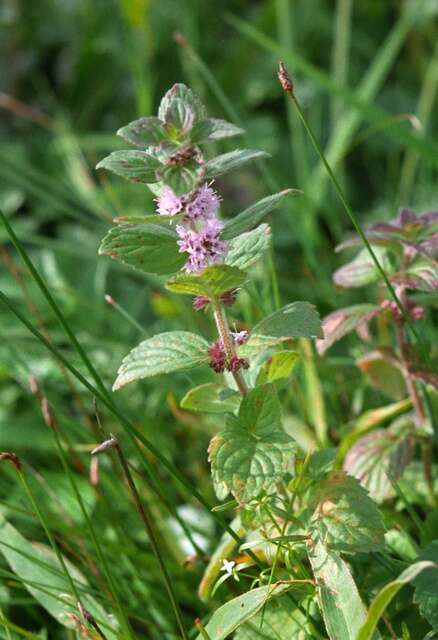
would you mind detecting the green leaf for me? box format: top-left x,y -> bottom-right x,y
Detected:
334,247 -> 393,288
117,117 -> 168,147
96,150 -> 161,182
158,160 -> 202,196
99,223 -> 186,275
191,118 -> 244,143
309,471 -> 386,552
113,331 -> 209,390
316,304 -> 379,355
256,351 -> 299,386
343,417 -> 414,503
238,335 -> 288,358
234,595 -> 311,639
0,514 -> 115,635
225,224 -> 271,270
308,536 -> 377,640
357,349 -> 406,400
113,214 -> 184,226
413,541 -> 438,631
251,302 -> 323,340
222,190 -> 299,240
357,561 -> 436,640
209,385 -> 296,502
205,149 -> 270,179
166,265 -> 247,298
158,83 -> 207,127
195,583 -> 293,640
181,384 -> 240,414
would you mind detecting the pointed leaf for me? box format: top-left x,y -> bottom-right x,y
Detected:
195,583 -> 294,640
113,331 -> 209,390
225,224 -> 271,270
413,541 -> 438,631
238,383 -> 281,436
251,302 -> 322,341
117,117 -> 168,147
181,384 -> 240,414
166,265 -> 247,298
357,349 -> 406,399
235,595 -> 311,639
309,471 -> 386,552
96,150 -> 161,182
334,247 -> 393,288
205,149 -> 269,179
191,118 -> 244,143
222,190 -> 300,240
316,304 -> 379,355
158,83 -> 207,126
256,351 -> 299,386
308,536 -> 378,640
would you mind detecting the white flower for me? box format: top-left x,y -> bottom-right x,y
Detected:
221,559 -> 236,575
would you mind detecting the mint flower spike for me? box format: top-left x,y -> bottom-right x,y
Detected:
176,218 -> 228,273
156,187 -> 185,216
156,182 -> 220,222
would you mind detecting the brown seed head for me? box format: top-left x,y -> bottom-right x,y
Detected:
278,62 -> 294,94
0,452 -> 21,472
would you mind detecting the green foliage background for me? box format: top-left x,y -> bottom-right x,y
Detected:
0,0 -> 437,638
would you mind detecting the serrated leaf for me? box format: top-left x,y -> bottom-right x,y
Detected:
113,331 -> 209,390
251,302 -> 322,341
222,190 -> 299,240
191,118 -> 244,143
358,561 -> 435,640
99,224 -> 186,275
234,595 -> 311,639
205,149 -> 270,179
0,514 -> 116,635
343,418 -> 414,503
413,541 -> 438,631
166,265 -> 247,298
195,583 -> 294,640
96,150 -> 161,182
308,536 -> 378,640
309,471 -> 386,552
225,224 -> 271,270
209,385 -> 296,502
158,83 -> 207,126
181,384 -> 240,414
316,304 -> 379,355
117,117 -> 168,147
256,351 -> 299,386
334,247 -> 393,288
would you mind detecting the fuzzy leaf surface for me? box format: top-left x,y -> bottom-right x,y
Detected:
209,384 -> 295,502
316,304 -> 379,355
158,83 -> 207,126
191,118 -> 244,143
113,331 -> 209,390
181,384 -> 240,414
251,302 -> 322,341
96,150 -> 161,182
166,265 -> 246,298
343,418 -> 414,502
117,117 -> 168,147
222,189 -> 299,240
205,149 -> 269,179
308,536 -> 378,640
99,223 -> 185,275
309,471 -> 386,552
225,224 -> 271,270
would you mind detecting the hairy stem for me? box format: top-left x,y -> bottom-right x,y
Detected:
212,301 -> 248,396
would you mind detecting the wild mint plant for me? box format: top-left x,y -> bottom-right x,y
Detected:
317,207 -> 437,503
95,83 -> 424,640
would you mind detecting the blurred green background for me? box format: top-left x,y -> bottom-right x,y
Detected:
0,0 -> 437,637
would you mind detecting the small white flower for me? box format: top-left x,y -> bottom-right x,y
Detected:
221,559 -> 236,575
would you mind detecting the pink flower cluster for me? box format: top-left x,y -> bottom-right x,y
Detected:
156,183 -> 227,273
207,332 -> 249,373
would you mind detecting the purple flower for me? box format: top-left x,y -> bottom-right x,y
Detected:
176,218 -> 227,273
232,330 -> 248,346
156,187 -> 185,216
185,183 -> 220,221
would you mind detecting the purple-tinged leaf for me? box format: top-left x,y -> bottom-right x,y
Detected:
158,83 -> 206,128
316,304 -> 379,355
357,348 -> 406,399
333,247 -> 393,288
191,118 -> 244,143
96,150 -> 161,183
117,117 -> 168,147
389,256 -> 438,291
